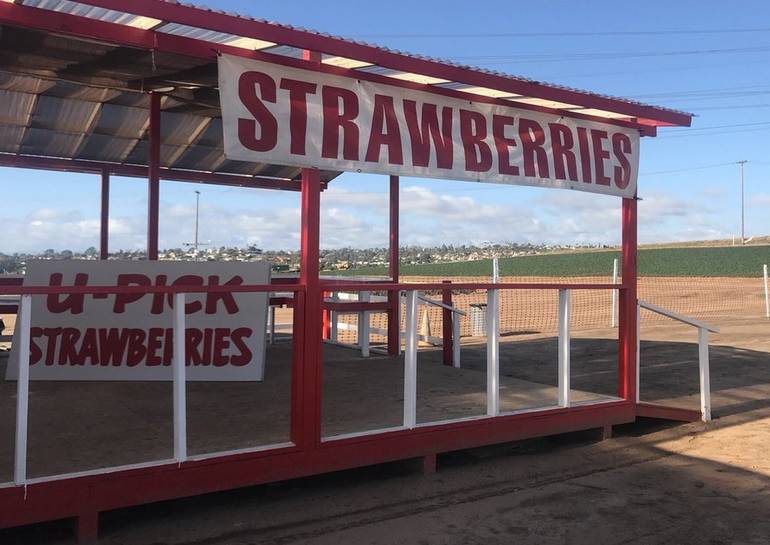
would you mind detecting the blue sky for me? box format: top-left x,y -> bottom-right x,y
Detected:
3,0 -> 770,253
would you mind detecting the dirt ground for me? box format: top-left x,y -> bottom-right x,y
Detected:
0,277 -> 768,544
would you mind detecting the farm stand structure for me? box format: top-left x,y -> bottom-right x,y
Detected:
0,0 -> 692,541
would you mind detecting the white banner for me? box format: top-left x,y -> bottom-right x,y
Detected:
219,54 -> 639,197
6,260 -> 271,381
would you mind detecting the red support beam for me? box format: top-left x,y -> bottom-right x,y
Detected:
618,197 -> 638,401
0,153 -> 309,192
147,91 -> 161,261
298,48 -> 323,449
99,169 -> 109,260
387,175 -> 400,356
299,166 -> 322,449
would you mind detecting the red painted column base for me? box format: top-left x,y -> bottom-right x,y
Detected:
75,512 -> 99,543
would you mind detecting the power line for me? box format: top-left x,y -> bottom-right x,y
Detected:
638,162 -> 737,176
353,27 -> 770,39
457,45 -> 770,65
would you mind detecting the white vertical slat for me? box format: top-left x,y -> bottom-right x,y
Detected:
452,313 -> 461,369
267,305 -> 275,344
403,290 -> 418,429
359,290 -> 370,357
486,289 -> 499,416
173,292 -> 187,462
492,257 -> 499,283
557,289 -> 571,408
698,327 -> 712,422
14,294 -> 32,486
762,265 -> 770,318
636,302 -> 641,403
611,258 -> 619,328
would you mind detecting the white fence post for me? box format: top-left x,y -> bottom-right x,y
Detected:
486,289 -> 500,416
636,302 -> 641,403
558,289 -> 571,408
763,265 -> 770,318
698,327 -> 712,422
173,292 -> 187,462
14,294 -> 32,486
611,257 -> 619,328
452,314 -> 461,369
358,290 -> 370,357
267,305 -> 276,344
492,257 -> 499,283
330,292 -> 339,342
403,290 -> 418,429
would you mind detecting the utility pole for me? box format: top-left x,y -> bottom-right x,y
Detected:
193,190 -> 200,252
737,160 -> 747,244
183,190 -> 206,258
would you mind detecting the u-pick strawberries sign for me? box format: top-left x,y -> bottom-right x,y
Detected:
6,260 -> 270,381
219,54 -> 639,198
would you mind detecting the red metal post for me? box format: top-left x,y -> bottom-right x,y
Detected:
147,91 -> 161,261
297,43 -> 324,449
99,169 -> 109,260
442,280 -> 453,366
387,175 -> 400,356
618,197 -> 638,401
299,167 -> 322,448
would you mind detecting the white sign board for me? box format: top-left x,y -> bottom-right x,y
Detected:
6,260 -> 271,381
219,54 -> 639,197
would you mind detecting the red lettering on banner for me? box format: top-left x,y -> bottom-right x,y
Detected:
213,328 -> 230,366
612,133 -> 632,189
163,328 -> 174,365
60,328 -> 81,365
30,327 -> 43,365
577,127 -> 593,183
146,327 -> 164,366
238,71 -> 278,152
46,273 -> 88,314
99,328 -> 131,366
549,123 -> 578,181
171,275 -> 204,314
202,328 -> 214,365
280,78 -> 317,155
150,274 -> 168,315
126,329 -> 147,367
321,86 -> 359,160
229,328 -> 253,366
460,110 -> 492,172
78,328 -> 99,365
113,274 -> 150,313
43,327 -> 60,364
492,114 -> 519,175
591,130 -> 611,186
187,328 -> 204,365
403,100 -> 453,168
519,119 -> 549,178
365,94 -> 404,164
205,275 -> 242,314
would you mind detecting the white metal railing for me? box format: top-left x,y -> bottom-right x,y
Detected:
637,299 -> 720,422
325,290 -> 465,367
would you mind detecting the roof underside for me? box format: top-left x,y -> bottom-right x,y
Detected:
0,0 -> 693,188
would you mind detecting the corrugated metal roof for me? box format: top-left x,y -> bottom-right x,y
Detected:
0,0 -> 694,189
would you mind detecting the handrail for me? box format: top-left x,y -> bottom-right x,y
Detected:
637,299 -> 717,422
321,282 -> 625,292
418,295 -> 467,316
638,300 -> 720,333
0,284 -> 301,296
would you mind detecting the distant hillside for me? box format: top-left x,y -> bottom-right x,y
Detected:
333,245 -> 770,277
